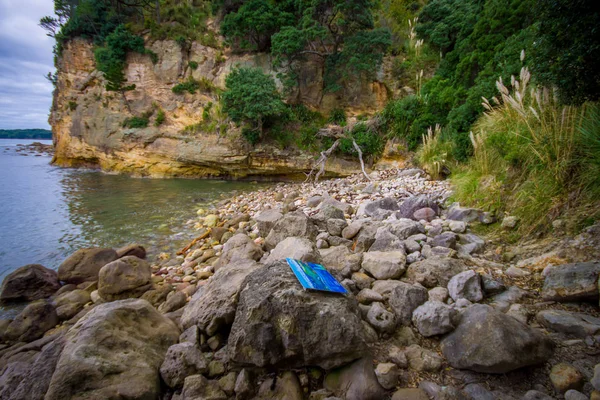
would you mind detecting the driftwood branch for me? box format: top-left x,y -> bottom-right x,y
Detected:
304,138 -> 341,183
352,138 -> 371,182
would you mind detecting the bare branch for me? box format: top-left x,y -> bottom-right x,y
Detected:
352,138 -> 371,182
305,138 -> 341,184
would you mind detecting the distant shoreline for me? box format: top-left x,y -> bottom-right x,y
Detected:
0,129 -> 52,140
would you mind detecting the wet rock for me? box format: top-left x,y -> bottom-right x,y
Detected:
181,260 -> 260,335
388,282 -> 428,325
266,237 -> 322,264
115,244 -> 146,259
447,205 -> 480,222
398,195 -> 439,220
441,304 -> 553,373
431,232 -> 458,249
160,342 -> 208,388
4,301 -> 58,342
405,344 -> 443,372
324,358 -> 386,400
181,374 -> 227,400
363,197 -> 400,220
98,256 -> 152,301
265,211 -> 318,250
447,271 -> 483,302
541,261 -> 600,302
392,388 -> 430,400
536,309 -> 600,338
257,371 -> 303,400
57,247 -> 118,284
375,362 -> 399,390
549,363 -> 584,393
45,299 -> 179,400
366,302 -> 397,333
406,258 -> 468,288
213,234 -> 263,271
412,300 -> 456,337
0,264 -> 61,302
362,251 -> 407,280
228,261 -> 367,369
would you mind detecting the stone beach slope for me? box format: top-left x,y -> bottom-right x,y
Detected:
1,168 -> 600,399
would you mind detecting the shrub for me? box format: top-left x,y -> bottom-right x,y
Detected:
154,109 -> 166,126
328,108 -> 347,126
68,101 -> 77,111
242,127 -> 260,145
188,61 -> 199,70
339,123 -> 385,159
414,125 -> 455,179
123,116 -> 149,128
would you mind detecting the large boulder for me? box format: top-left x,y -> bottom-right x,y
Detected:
265,211 -> 318,251
362,251 -> 406,280
4,301 -> 59,342
54,289 -> 91,320
397,195 -> 439,220
405,258 -> 468,288
441,304 -> 553,373
363,197 -> 400,220
324,358 -> 386,400
115,244 -> 146,259
213,234 -> 263,271
255,209 -> 283,237
0,264 -> 61,302
45,299 -> 179,400
98,256 -> 152,301
388,282 -> 428,325
181,260 -> 260,335
541,262 -> 600,302
57,248 -> 118,284
228,261 -> 367,369
265,237 -> 322,264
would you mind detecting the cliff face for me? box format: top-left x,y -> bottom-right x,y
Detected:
50,38 -> 391,179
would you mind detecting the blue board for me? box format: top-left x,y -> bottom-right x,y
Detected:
286,258 -> 348,294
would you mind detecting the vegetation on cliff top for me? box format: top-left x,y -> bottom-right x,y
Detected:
0,129 -> 52,139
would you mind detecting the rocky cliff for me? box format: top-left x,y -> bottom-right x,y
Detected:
50,38 -> 391,179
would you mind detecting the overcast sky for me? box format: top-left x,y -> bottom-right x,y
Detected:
0,0 -> 55,129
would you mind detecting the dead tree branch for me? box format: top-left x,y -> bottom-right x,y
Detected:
352,138 -> 371,182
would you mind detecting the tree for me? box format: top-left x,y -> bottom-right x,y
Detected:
222,67 -> 287,136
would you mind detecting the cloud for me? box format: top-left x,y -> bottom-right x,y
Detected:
0,0 -> 55,129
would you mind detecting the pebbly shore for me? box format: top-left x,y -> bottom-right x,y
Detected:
1,167 -> 600,400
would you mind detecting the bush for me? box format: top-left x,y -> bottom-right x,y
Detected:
188,61 -> 199,70
242,127 -> 260,145
339,123 -> 385,159
172,77 -> 215,95
414,125 -> 455,179
123,116 -> 149,128
154,109 -> 166,126
328,108 -> 347,126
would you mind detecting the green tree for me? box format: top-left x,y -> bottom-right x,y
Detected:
222,67 -> 287,136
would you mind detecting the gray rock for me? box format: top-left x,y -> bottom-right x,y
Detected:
266,237 -> 322,264
391,388 -> 429,400
234,368 -> 253,399
181,374 -> 227,400
506,266 -> 530,278
320,246 -> 361,279
398,195 -> 439,220
404,239 -> 421,254
54,289 -> 91,320
412,300 -> 456,337
506,304 -> 529,325
45,299 -> 179,400
463,383 -> 495,400
0,264 -> 61,302
369,228 -> 405,252
362,251 -> 407,280
385,345 -> 408,368
228,261 -> 367,369
406,258 -> 468,288
158,291 -> 187,313
307,196 -> 324,207
179,325 -> 201,346
4,301 -> 58,342
441,304 -> 553,373
458,234 -> 485,254
265,211 -> 318,250
388,218 -> 422,239
592,363 -> 600,391
375,362 -> 399,390
522,390 -> 554,400
479,212 -> 496,225
160,342 -> 208,388
501,216 -> 519,229
98,256 -> 152,301
57,247 -> 118,284
342,220 -> 364,240
481,274 -> 506,295
357,288 -> 384,304
372,280 -> 405,299
181,260 -> 260,335
431,232 -> 458,249
364,197 -> 400,220
448,221 -> 466,233
404,344 -> 443,372
354,222 -> 380,252
218,372 -> 237,396
413,207 -> 436,222
490,286 -> 530,311
115,244 -> 146,259
388,282 -> 428,325
327,219 -> 348,237
425,246 -> 457,258
536,309 -> 600,338
428,287 -> 449,303
312,204 -> 346,230
255,208 -> 283,237
352,272 -> 375,290
447,205 -> 481,222
213,234 -> 263,271
366,302 -> 397,333
406,251 -> 421,264
324,358 -> 386,400
318,197 -> 353,215
541,261 -> 600,302
447,271 -> 483,302
564,390 -> 587,400
257,371 -> 303,400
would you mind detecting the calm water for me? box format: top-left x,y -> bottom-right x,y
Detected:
0,138 -> 268,285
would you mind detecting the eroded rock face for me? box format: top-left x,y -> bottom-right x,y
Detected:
98,256 -> 152,301
0,264 -> 61,302
228,261 -> 367,369
441,304 -> 553,373
57,247 -> 118,284
181,259 -> 261,335
45,299 -> 179,400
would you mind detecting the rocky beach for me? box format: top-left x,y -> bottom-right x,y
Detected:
1,168 -> 599,400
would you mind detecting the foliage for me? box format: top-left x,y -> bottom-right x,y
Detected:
452,68 -> 600,233
0,129 -> 52,139
123,115 -> 149,129
530,0 -> 600,104
242,127 -> 260,145
144,0 -> 214,46
328,109 -> 347,126
172,77 -> 215,95
188,61 -> 199,70
339,123 -> 385,158
67,101 -> 77,111
154,108 -> 166,126
414,124 -> 455,179
222,67 -> 286,134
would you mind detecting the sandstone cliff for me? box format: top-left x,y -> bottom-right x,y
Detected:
50,38 -> 392,179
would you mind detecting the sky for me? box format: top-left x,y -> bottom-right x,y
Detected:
0,0 -> 55,129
